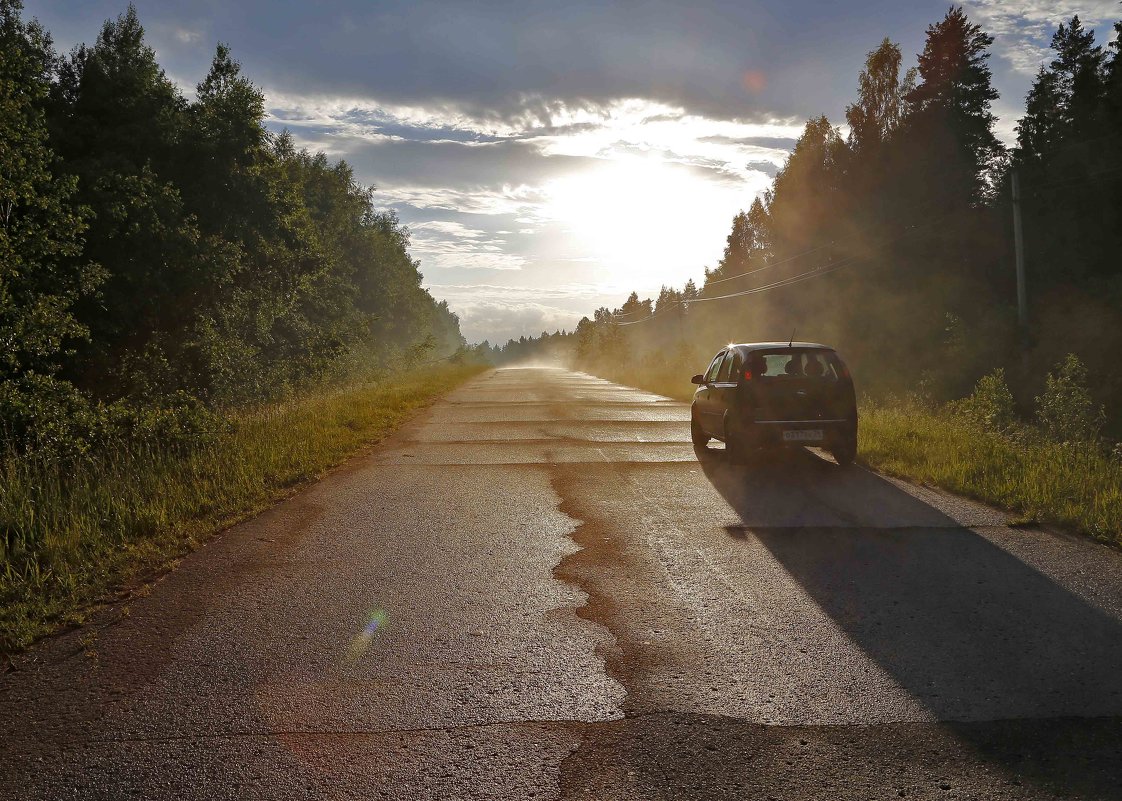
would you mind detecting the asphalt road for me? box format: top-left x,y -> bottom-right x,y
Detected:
4,366 -> 1122,800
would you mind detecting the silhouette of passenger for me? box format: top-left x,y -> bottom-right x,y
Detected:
804,357 -> 824,378
784,357 -> 802,376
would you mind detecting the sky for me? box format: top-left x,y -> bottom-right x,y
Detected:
26,0 -> 1122,344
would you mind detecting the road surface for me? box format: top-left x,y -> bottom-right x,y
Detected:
3,367 -> 1122,799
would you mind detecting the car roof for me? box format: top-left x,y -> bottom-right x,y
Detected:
728,341 -> 834,352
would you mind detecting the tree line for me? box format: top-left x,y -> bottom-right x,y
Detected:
1,2 -> 464,457
544,6 -> 1122,437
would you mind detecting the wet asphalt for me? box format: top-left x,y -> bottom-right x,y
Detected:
3,367 -> 1122,800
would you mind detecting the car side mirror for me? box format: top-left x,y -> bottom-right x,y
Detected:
691,374 -> 705,385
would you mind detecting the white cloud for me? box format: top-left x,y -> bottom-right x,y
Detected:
426,283 -> 612,343
174,27 -> 202,44
262,90 -> 795,341
409,221 -> 526,272
377,184 -> 546,217
965,0 -> 1120,75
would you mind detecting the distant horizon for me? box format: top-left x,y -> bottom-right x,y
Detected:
26,0 -> 1122,343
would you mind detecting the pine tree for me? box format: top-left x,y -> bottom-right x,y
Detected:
904,6 -> 1002,204
716,211 -> 755,279
1048,15 -> 1105,140
1015,67 -> 1065,165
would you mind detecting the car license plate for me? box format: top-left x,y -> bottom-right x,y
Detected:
783,429 -> 823,442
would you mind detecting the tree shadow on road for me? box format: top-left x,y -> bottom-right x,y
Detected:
692,443 -> 1122,799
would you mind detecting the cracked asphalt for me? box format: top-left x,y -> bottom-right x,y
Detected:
3,367 -> 1122,799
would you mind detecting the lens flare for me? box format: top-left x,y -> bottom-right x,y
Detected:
742,70 -> 767,93
347,608 -> 387,661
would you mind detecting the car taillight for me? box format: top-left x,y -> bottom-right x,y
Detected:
743,370 -> 753,381
840,365 -> 850,379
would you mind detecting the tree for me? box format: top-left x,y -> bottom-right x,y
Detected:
1012,15 -> 1119,284
846,38 -> 915,152
1048,15 -> 1105,140
904,6 -> 1002,204
49,4 -> 184,175
715,211 -> 755,280
1015,67 -> 1065,165
766,116 -> 847,253
0,0 -> 108,453
0,0 -> 100,381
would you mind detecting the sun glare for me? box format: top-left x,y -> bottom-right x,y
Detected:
543,158 -> 749,294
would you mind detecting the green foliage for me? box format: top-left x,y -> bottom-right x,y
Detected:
1014,13 -> 1121,284
0,2 -> 464,459
0,364 -> 484,653
846,38 -> 915,152
861,399 -> 1122,546
0,0 -> 102,382
951,368 -> 1017,431
1035,353 -> 1105,443
905,6 -> 1003,202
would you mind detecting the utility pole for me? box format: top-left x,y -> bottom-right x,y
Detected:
1011,168 -> 1028,341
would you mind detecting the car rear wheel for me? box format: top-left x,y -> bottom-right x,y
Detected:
691,416 -> 710,447
831,435 -> 857,467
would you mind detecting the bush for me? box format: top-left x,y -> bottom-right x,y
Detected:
0,374 -> 104,461
951,368 -> 1017,431
0,375 -> 228,463
1035,354 -> 1105,444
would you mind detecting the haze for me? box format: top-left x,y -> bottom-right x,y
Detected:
26,0 -> 1121,344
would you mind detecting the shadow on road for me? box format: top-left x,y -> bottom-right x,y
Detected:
693,443 -> 1122,798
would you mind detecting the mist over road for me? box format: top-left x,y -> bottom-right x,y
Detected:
3,368 -> 1122,799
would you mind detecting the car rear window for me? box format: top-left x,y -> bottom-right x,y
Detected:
752,350 -> 841,380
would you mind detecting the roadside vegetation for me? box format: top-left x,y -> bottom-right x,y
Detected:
0,362 -> 483,654
0,3 -> 487,652
861,357 -> 1121,545
578,352 -> 1122,547
501,7 -> 1122,545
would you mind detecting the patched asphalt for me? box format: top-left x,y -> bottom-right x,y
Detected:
3,367 -> 1122,799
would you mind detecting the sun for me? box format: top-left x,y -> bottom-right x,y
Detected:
542,157 -> 746,294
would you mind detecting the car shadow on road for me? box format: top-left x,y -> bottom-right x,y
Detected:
695,443 -> 1122,798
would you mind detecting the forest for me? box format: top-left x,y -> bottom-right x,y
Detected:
1,1 -> 465,462
522,7 -> 1122,446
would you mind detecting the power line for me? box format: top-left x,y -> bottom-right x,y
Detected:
613,209 -> 962,327
702,241 -> 835,287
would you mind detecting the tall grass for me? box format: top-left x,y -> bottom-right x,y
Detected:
860,399 -> 1122,545
0,364 -> 484,653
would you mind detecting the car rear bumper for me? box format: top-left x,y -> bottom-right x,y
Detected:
737,418 -> 856,448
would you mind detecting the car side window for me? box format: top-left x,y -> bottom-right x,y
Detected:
717,351 -> 736,383
705,351 -> 725,383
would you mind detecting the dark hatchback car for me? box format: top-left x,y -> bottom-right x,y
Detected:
690,342 -> 858,465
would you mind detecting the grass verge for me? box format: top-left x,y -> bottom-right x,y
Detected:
859,400 -> 1122,546
0,363 -> 485,654
578,362 -> 1122,547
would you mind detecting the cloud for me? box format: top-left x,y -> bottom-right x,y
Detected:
173,27 -> 201,44
427,283 -> 615,344
263,90 -> 791,326
408,221 -> 526,272
964,0 -> 1121,75
745,159 -> 781,178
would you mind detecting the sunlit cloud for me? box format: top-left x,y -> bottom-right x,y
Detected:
428,284 -> 612,343
259,90 -> 794,341
409,221 -> 526,272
